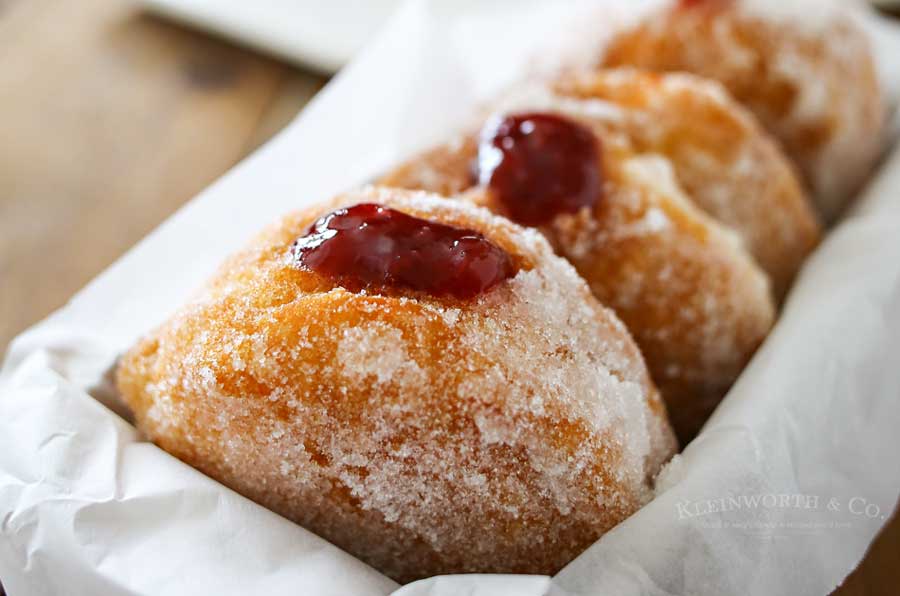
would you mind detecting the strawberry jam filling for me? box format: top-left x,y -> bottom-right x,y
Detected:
476,112 -> 603,226
292,203 -> 515,299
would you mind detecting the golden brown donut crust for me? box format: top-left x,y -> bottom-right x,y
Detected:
601,0 -> 886,221
379,93 -> 776,441
116,188 -> 677,583
552,69 -> 821,300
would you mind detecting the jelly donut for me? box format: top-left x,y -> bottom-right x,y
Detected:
551,69 -> 821,299
602,0 -> 886,221
380,96 -> 776,441
116,187 -> 677,583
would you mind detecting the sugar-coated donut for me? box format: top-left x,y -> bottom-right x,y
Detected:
116,187 -> 677,583
379,88 -> 776,441
551,69 -> 821,299
602,0 -> 886,221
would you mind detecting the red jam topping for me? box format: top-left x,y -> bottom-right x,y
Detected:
476,112 -> 603,227
292,203 -> 515,299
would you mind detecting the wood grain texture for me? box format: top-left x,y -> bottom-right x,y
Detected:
0,0 -> 895,593
0,0 -> 324,352
833,512 -> 900,595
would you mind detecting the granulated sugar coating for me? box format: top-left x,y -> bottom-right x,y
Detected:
116,188 -> 677,583
552,69 -> 821,300
601,0 -> 886,222
380,93 -> 776,441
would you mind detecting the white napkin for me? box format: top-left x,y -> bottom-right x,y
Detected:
140,0 -> 400,73
2,1 -> 899,595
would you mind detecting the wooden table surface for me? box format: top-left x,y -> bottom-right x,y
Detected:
0,0 -> 895,593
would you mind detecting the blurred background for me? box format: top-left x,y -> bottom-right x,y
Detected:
0,1 -> 897,595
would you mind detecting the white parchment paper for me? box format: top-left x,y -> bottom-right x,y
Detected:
2,1 -> 900,595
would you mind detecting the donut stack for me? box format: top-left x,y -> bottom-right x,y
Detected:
116,0 -> 885,584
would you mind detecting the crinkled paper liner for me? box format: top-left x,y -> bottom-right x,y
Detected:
2,1 -> 900,595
